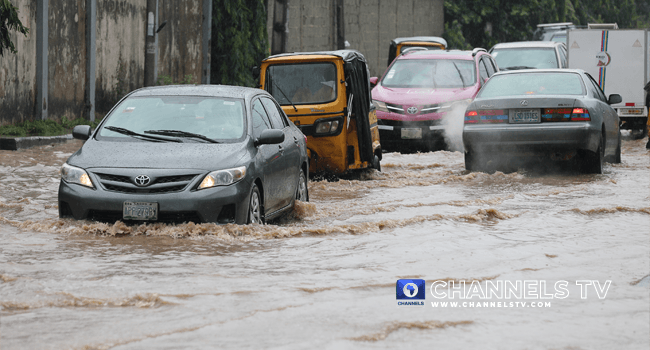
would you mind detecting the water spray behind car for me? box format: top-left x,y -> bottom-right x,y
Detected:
441,102 -> 469,152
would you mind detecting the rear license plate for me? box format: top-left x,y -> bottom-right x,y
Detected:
510,109 -> 541,123
401,128 -> 422,139
123,202 -> 158,221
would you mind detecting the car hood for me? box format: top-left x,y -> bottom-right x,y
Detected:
371,85 -> 477,106
67,138 -> 250,171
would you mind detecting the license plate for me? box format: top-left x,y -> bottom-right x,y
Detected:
123,202 -> 158,221
509,109 -> 540,123
401,128 -> 422,139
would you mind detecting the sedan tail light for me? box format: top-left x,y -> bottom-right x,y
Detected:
542,108 -> 591,122
464,110 -> 508,124
570,108 -> 590,121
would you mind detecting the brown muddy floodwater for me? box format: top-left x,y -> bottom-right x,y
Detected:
1,136 -> 649,349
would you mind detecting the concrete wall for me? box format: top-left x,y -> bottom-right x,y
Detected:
0,1 -> 37,125
266,0 -> 444,78
1,0 -> 206,126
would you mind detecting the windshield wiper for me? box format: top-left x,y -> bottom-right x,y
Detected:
501,66 -> 537,71
452,62 -> 466,88
104,126 -> 182,143
144,129 -> 219,143
271,79 -> 298,112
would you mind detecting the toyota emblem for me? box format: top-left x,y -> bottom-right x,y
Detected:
407,106 -> 419,114
520,100 -> 529,106
134,175 -> 151,186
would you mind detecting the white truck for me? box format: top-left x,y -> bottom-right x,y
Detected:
567,26 -> 649,138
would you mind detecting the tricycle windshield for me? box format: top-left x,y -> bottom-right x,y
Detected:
381,59 -> 476,89
99,96 -> 245,141
266,62 -> 338,105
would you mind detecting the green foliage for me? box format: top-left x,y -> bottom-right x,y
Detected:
0,0 -> 29,56
443,0 -> 649,50
211,0 -> 268,87
157,74 -> 194,85
0,117 -> 102,137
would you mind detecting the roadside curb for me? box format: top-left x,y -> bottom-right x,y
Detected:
0,134 -> 73,151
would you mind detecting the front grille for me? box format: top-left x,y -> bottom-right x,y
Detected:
97,174 -> 131,183
94,172 -> 199,194
156,175 -> 196,184
88,210 -> 203,224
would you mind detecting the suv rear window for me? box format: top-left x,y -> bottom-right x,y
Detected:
491,48 -> 559,70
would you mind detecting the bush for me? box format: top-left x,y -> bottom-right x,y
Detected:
0,117 -> 103,137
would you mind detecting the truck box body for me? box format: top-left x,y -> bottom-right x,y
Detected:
567,29 -> 649,131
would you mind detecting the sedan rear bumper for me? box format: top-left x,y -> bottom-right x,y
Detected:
58,179 -> 251,224
462,123 -> 600,154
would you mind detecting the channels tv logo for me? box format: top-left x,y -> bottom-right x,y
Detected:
396,279 -> 425,306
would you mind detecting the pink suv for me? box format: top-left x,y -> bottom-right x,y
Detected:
371,49 -> 499,151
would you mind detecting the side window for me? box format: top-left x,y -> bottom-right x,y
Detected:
261,97 -> 287,129
484,57 -> 496,76
478,58 -> 489,81
585,74 -> 607,102
558,47 -> 567,68
251,99 -> 272,139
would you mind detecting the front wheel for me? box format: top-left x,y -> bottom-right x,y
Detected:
372,154 -> 381,172
295,170 -> 309,202
247,184 -> 264,224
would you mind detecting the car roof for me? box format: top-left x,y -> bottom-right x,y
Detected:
491,68 -> 584,77
128,84 -> 266,100
397,50 -> 479,60
491,41 -> 564,49
391,36 -> 447,46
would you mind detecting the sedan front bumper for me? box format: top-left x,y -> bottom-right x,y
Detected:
58,178 -> 252,224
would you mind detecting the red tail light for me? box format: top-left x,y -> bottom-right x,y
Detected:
542,108 -> 590,122
570,108 -> 590,121
464,110 -> 479,124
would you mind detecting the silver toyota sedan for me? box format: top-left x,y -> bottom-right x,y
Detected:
462,69 -> 621,174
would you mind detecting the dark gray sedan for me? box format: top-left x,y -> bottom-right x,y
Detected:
463,69 -> 621,173
59,85 -> 309,224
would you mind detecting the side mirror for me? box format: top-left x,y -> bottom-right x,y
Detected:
255,129 -> 284,146
252,66 -> 260,80
608,94 -> 622,105
369,77 -> 378,85
72,125 -> 92,140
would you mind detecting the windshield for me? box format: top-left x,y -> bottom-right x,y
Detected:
266,62 -> 337,105
491,47 -> 559,69
381,59 -> 476,88
478,73 -> 585,98
99,96 -> 245,141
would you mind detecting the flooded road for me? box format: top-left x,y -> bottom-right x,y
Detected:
1,136 -> 649,349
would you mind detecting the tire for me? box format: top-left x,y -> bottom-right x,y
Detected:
614,131 -> 621,163
372,154 -> 381,172
295,170 -> 309,202
581,132 -> 604,174
247,184 -> 263,224
464,150 -> 477,172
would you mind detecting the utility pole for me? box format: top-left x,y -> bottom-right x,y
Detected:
85,0 -> 96,122
144,0 -> 157,86
36,0 -> 48,120
335,0 -> 345,50
271,0 -> 289,55
202,0 -> 212,84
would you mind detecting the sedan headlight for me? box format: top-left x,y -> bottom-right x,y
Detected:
61,163 -> 94,188
198,166 -> 246,189
372,100 -> 390,113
